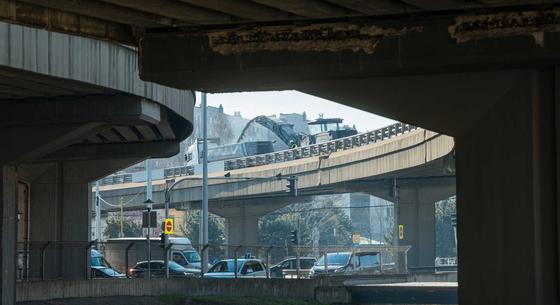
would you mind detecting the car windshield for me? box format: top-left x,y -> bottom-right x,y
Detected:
168,261 -> 185,270
316,253 -> 351,266
358,253 -> 380,267
183,251 -> 201,263
91,256 -> 110,268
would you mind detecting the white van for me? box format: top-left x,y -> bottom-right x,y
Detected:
102,237 -> 203,275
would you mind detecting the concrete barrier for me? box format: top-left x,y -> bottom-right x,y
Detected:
16,278 -> 325,303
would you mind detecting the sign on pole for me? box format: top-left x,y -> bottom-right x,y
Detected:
398,225 -> 404,240
352,233 -> 361,245
142,211 -> 157,228
164,218 -> 174,235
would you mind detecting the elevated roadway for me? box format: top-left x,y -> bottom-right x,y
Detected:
2,1 -> 558,304
100,126 -> 455,267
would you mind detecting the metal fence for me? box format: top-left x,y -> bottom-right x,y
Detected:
16,241 -> 410,281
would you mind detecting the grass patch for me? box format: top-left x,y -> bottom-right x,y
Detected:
160,295 -> 323,305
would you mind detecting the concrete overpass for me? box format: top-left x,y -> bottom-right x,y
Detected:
100,127 -> 455,267
1,1 -> 559,304
0,20 -> 194,304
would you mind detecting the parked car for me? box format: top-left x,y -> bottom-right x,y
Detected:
104,237 -> 207,273
269,257 -> 316,278
339,251 -> 382,275
91,265 -> 125,278
312,251 -> 391,276
204,259 -> 267,278
91,249 -> 125,278
311,252 -> 352,276
129,260 -> 199,278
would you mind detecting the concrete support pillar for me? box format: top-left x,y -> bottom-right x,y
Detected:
457,69 -> 559,304
224,206 -> 259,258
398,188 -> 436,268
28,163 -> 90,280
1,166 -> 17,305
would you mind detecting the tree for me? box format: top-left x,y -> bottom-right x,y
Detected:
178,210 -> 225,246
103,215 -> 142,238
259,195 -> 353,248
435,196 -> 457,257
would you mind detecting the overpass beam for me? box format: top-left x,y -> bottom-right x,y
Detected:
457,69 -> 559,304
1,166 -> 17,305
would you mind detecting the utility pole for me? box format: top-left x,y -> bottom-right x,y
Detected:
146,159 -> 153,279
119,197 -> 124,238
95,181 -> 100,241
201,92 -> 209,273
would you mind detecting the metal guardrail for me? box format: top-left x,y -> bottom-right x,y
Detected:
100,122 -> 417,184
164,166 -> 194,178
100,173 -> 133,186
224,122 -> 417,171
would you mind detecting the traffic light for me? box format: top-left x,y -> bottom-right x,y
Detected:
290,230 -> 298,245
159,233 -> 165,248
286,176 -> 298,197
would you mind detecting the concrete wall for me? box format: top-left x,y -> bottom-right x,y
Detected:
16,278 -> 324,303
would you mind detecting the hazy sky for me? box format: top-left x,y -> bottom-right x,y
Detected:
197,91 -> 394,132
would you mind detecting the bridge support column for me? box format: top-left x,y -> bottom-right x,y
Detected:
398,188 -> 436,268
1,166 -> 17,305
27,163 -> 90,280
224,208 -> 259,258
25,158 -> 141,280
457,69 -> 559,304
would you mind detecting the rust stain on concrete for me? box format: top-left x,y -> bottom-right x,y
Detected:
449,9 -> 560,45
208,23 -> 422,55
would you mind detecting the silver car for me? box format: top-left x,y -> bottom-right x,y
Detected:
204,259 -> 267,278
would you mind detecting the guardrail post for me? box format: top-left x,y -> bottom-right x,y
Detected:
40,241 -> 50,281
265,246 -> 273,279
164,243 -> 174,279
234,245 -> 242,279
323,252 -> 328,274
125,242 -> 134,278
200,244 -> 209,278
295,247 -> 300,279
84,241 -> 95,280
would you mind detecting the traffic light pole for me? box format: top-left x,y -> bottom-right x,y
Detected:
164,183 -> 170,279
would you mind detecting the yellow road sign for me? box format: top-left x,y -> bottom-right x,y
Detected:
398,225 -> 404,240
164,218 -> 174,235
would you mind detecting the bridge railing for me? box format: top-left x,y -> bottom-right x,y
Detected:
99,122 -> 418,184
224,122 -> 418,171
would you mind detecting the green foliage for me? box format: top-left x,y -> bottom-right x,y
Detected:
178,210 -> 225,246
435,196 -> 457,257
259,195 -> 352,248
103,215 -> 143,238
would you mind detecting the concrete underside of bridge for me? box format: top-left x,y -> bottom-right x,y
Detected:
137,9 -> 560,305
0,22 -> 195,305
